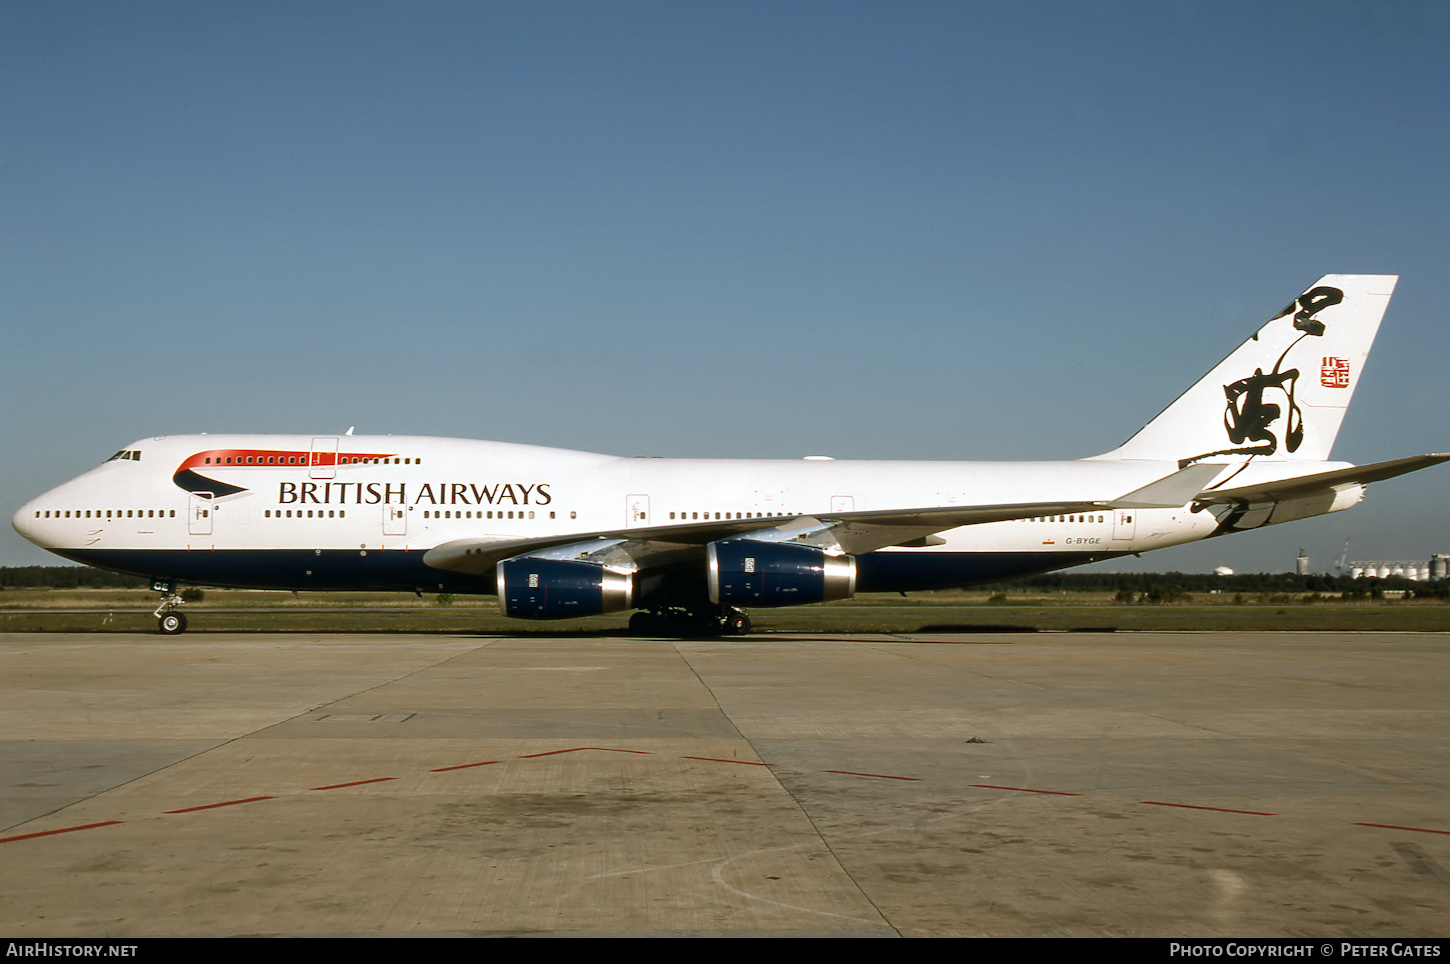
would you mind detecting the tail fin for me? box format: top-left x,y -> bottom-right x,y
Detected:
1095,274 -> 1397,466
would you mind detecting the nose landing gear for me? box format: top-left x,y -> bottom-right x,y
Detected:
152,580 -> 188,635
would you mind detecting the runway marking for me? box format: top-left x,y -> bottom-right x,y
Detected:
583,840 -> 884,926
970,783 -> 1082,796
681,756 -> 771,766
430,760 -> 504,771
518,746 -> 654,758
311,777 -> 398,790
709,844 -> 886,926
8,747 -> 1446,849
163,796 -> 276,814
1352,822 -> 1450,835
0,821 -> 124,843
1141,800 -> 1275,816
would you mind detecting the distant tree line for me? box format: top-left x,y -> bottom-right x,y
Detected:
981,570 -> 1446,597
0,566 -> 148,589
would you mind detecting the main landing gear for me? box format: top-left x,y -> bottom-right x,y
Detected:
628,606 -> 751,638
152,580 -> 188,635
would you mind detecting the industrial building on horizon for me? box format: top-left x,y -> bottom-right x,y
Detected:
1291,547 -> 1449,581
1346,555 -> 1450,581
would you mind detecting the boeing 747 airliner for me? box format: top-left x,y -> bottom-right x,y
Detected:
14,275 -> 1447,635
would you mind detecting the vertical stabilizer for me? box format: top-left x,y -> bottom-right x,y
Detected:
1096,274 -> 1397,466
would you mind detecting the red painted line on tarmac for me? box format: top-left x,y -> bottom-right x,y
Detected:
970,783 -> 1082,796
680,756 -> 772,766
1141,800 -> 1275,816
822,770 -> 920,781
164,796 -> 276,814
1353,822 -> 1450,835
517,747 -> 653,758
0,821 -> 125,843
311,777 -> 397,790
431,760 -> 504,772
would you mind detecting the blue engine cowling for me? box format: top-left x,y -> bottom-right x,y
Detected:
496,558 -> 634,619
706,539 -> 856,607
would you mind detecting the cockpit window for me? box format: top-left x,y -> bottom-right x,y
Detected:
104,450 -> 141,463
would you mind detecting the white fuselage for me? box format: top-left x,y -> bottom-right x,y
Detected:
13,433 -> 1349,598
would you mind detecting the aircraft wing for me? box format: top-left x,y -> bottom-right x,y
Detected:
424,464 -> 1224,574
1192,454 -> 1450,505
802,462 -> 1223,554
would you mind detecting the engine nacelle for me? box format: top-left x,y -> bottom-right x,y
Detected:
496,558 -> 633,619
707,539 -> 856,608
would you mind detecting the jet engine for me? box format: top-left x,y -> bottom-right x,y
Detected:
706,539 -> 856,607
496,558 -> 633,619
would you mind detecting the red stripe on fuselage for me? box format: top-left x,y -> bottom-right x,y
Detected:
175,449 -> 398,471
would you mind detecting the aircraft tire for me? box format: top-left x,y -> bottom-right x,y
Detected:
158,612 -> 188,635
628,611 -> 659,636
725,613 -> 751,636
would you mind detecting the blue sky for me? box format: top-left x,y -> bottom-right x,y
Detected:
3,0 -> 1448,575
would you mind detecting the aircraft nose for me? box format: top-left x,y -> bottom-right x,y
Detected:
12,495 -> 47,547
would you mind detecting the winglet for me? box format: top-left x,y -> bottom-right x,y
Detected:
1110,464 -> 1226,509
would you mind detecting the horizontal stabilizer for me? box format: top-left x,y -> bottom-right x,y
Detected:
1109,463 -> 1227,508
1192,453 -> 1450,504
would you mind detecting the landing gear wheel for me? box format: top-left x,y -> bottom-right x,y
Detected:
628,611 -> 659,636
724,612 -> 751,636
158,612 -> 188,635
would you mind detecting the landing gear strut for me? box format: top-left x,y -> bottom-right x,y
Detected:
629,606 -> 751,638
152,580 -> 188,635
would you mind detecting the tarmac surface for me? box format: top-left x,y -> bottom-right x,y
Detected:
1,630 -> 1447,937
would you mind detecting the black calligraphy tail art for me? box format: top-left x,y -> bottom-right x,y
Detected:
1097,276 -> 1394,469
